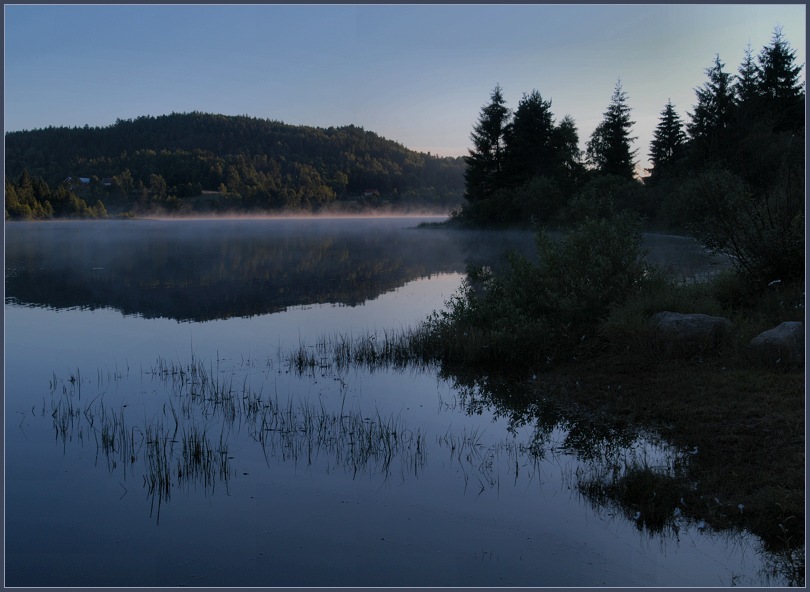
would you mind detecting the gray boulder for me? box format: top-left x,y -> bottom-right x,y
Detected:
747,321 -> 804,368
648,311 -> 733,355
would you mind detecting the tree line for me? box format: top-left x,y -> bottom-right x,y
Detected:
5,112 -> 466,218
458,27 -> 804,283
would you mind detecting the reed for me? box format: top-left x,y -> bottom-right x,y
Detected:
249,391 -> 427,479
50,390 -> 81,447
281,328 -> 441,379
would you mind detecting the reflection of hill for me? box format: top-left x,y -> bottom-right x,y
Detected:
5,219 -> 536,322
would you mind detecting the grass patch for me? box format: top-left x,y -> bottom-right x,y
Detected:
601,270 -> 804,366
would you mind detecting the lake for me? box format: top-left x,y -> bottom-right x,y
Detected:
6,216 -> 783,587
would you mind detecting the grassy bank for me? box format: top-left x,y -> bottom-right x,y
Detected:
288,278 -> 804,583
295,217 -> 805,583
437,235 -> 804,531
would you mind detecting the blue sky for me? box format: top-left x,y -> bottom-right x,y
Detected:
4,4 -> 806,173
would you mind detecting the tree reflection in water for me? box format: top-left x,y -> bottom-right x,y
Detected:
5,218 -> 537,321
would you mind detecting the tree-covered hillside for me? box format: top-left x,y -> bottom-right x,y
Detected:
5,112 -> 465,217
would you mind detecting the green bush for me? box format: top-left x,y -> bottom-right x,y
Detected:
672,165 -> 804,285
509,176 -> 567,224
425,211 -> 651,369
533,213 -> 648,322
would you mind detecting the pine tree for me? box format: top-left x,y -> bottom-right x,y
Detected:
586,80 -> 637,180
464,85 -> 510,202
734,44 -> 761,106
687,55 -> 735,162
18,169 -> 33,194
688,55 -> 735,140
551,115 -> 583,181
756,26 -> 805,132
648,100 -> 686,180
502,90 -> 556,186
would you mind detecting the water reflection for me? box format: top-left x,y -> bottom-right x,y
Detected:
5,218 -> 537,321
7,218 -> 773,587
5,219 -> 727,322
39,344 -> 796,586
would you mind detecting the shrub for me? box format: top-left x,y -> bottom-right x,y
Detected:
454,192 -> 515,227
603,271 -> 723,331
425,211 -> 651,369
533,212 -> 648,323
602,266 -> 805,364
673,163 -> 804,285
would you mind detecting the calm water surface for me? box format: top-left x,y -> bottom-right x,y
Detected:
6,217 -> 778,587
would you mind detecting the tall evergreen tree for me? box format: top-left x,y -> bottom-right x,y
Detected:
648,100 -> 686,180
688,55 -> 735,139
586,80 -> 637,180
502,90 -> 556,186
756,26 -> 805,132
687,55 -> 735,162
464,85 -> 510,202
734,44 -> 761,106
551,114 -> 584,181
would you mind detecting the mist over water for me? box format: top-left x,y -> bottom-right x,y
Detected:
5,217 -> 541,321
5,217 -> 726,321
5,217 -> 769,587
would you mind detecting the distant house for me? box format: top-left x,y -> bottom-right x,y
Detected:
362,189 -> 380,198
65,176 -> 91,185
101,177 -> 113,187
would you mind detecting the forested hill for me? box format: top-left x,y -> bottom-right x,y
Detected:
4,112 -> 465,217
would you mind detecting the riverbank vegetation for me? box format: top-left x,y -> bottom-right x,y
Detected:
285,253 -> 803,582
421,27 -> 804,579
427,23 -> 805,559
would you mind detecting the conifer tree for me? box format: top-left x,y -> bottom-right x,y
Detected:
502,90 -> 555,186
586,80 -> 637,180
648,100 -> 686,180
686,55 -> 735,165
688,55 -> 735,143
464,85 -> 510,202
677,30 -> 804,284
756,26 -> 805,132
734,44 -> 761,106
18,169 -> 33,194
551,115 -> 583,181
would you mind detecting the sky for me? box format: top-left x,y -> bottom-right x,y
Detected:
4,4 -> 806,174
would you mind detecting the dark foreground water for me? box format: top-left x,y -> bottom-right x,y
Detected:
6,217 -> 784,587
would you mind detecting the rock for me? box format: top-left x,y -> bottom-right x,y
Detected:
648,311 -> 733,356
747,321 -> 804,368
